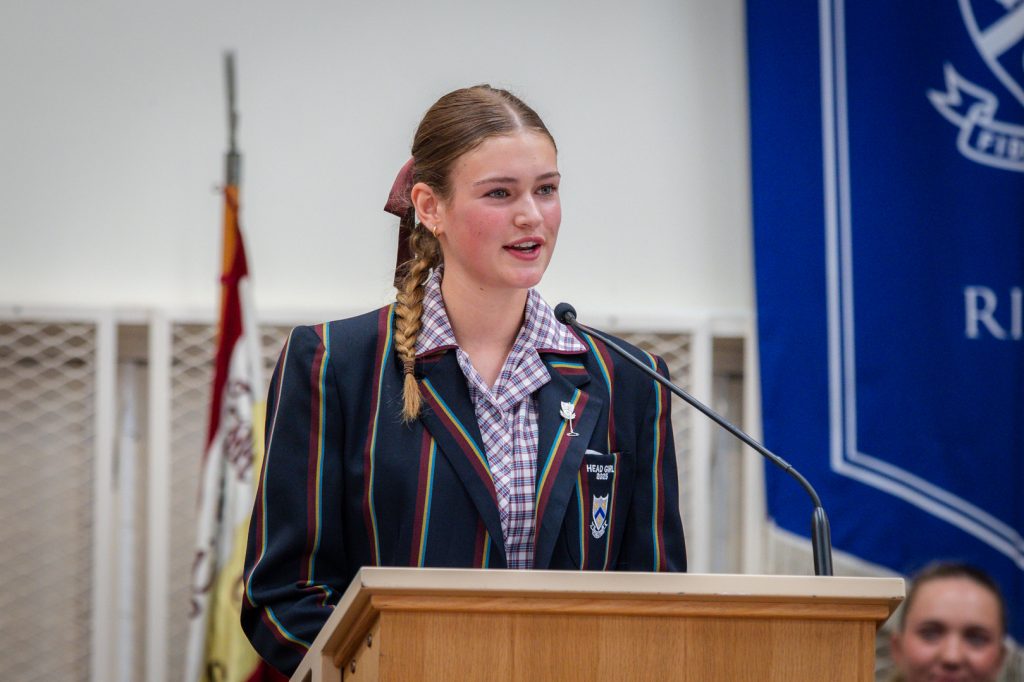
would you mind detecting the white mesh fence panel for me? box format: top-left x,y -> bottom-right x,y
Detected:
166,322 -> 214,682
0,320 -> 96,682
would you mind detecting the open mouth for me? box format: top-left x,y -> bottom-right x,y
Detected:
505,240 -> 541,254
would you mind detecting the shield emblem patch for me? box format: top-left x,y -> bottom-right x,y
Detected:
590,494 -> 609,539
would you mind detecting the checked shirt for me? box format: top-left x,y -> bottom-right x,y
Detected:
416,268 -> 585,568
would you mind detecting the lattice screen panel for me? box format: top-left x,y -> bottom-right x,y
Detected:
0,321 -> 96,682
166,321 -> 291,682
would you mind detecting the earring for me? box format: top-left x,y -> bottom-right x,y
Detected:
431,224 -> 440,238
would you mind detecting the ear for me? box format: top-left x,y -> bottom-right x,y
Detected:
410,182 -> 443,230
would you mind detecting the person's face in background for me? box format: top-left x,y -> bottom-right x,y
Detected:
890,576 -> 1006,682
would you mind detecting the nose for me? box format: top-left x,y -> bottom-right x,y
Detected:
514,195 -> 543,228
938,636 -> 966,668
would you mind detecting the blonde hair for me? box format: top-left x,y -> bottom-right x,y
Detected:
393,84 -> 555,421
393,225 -> 441,421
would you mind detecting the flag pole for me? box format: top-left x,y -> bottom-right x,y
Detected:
183,51 -> 275,682
223,52 -> 263,400
224,51 -> 241,187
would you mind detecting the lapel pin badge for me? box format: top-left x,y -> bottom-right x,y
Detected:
559,401 -> 580,437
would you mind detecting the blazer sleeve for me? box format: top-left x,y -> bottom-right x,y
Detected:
241,325 -> 348,676
617,354 -> 687,572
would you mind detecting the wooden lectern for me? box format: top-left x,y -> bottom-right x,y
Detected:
290,568 -> 903,682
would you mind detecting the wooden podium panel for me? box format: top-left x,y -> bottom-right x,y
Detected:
290,568 -> 904,682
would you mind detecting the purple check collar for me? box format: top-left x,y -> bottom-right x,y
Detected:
415,268 -> 585,358
415,269 -> 585,409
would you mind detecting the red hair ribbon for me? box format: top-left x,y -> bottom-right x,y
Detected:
384,157 -> 416,280
384,157 -> 415,218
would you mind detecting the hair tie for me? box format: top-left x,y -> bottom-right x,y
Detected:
384,157 -> 415,218
403,358 -> 416,376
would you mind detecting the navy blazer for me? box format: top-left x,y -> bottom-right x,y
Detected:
241,304 -> 687,675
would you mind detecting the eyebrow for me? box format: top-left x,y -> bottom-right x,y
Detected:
915,620 -> 948,629
473,171 -> 561,186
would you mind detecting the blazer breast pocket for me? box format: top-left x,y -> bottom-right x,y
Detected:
562,449 -> 632,570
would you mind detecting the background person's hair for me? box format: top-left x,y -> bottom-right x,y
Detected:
899,561 -> 1007,635
392,85 -> 556,422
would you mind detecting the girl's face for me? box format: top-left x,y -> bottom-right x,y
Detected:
890,577 -> 1005,682
434,131 -> 560,297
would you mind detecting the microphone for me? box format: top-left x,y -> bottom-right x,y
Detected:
555,302 -> 834,577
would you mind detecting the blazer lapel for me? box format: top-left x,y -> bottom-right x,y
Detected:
416,350 -> 506,566
533,356 -> 604,568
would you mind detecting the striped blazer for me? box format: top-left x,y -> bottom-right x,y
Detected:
241,304 -> 687,675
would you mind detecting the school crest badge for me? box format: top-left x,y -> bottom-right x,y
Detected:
590,494 -> 609,539
928,2 -> 1024,172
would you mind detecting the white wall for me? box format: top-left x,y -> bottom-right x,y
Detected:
0,0 -> 753,322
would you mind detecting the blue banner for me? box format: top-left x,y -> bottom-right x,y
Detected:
748,1 -> 1024,638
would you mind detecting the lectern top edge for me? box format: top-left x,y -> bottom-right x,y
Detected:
348,566 -> 905,599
